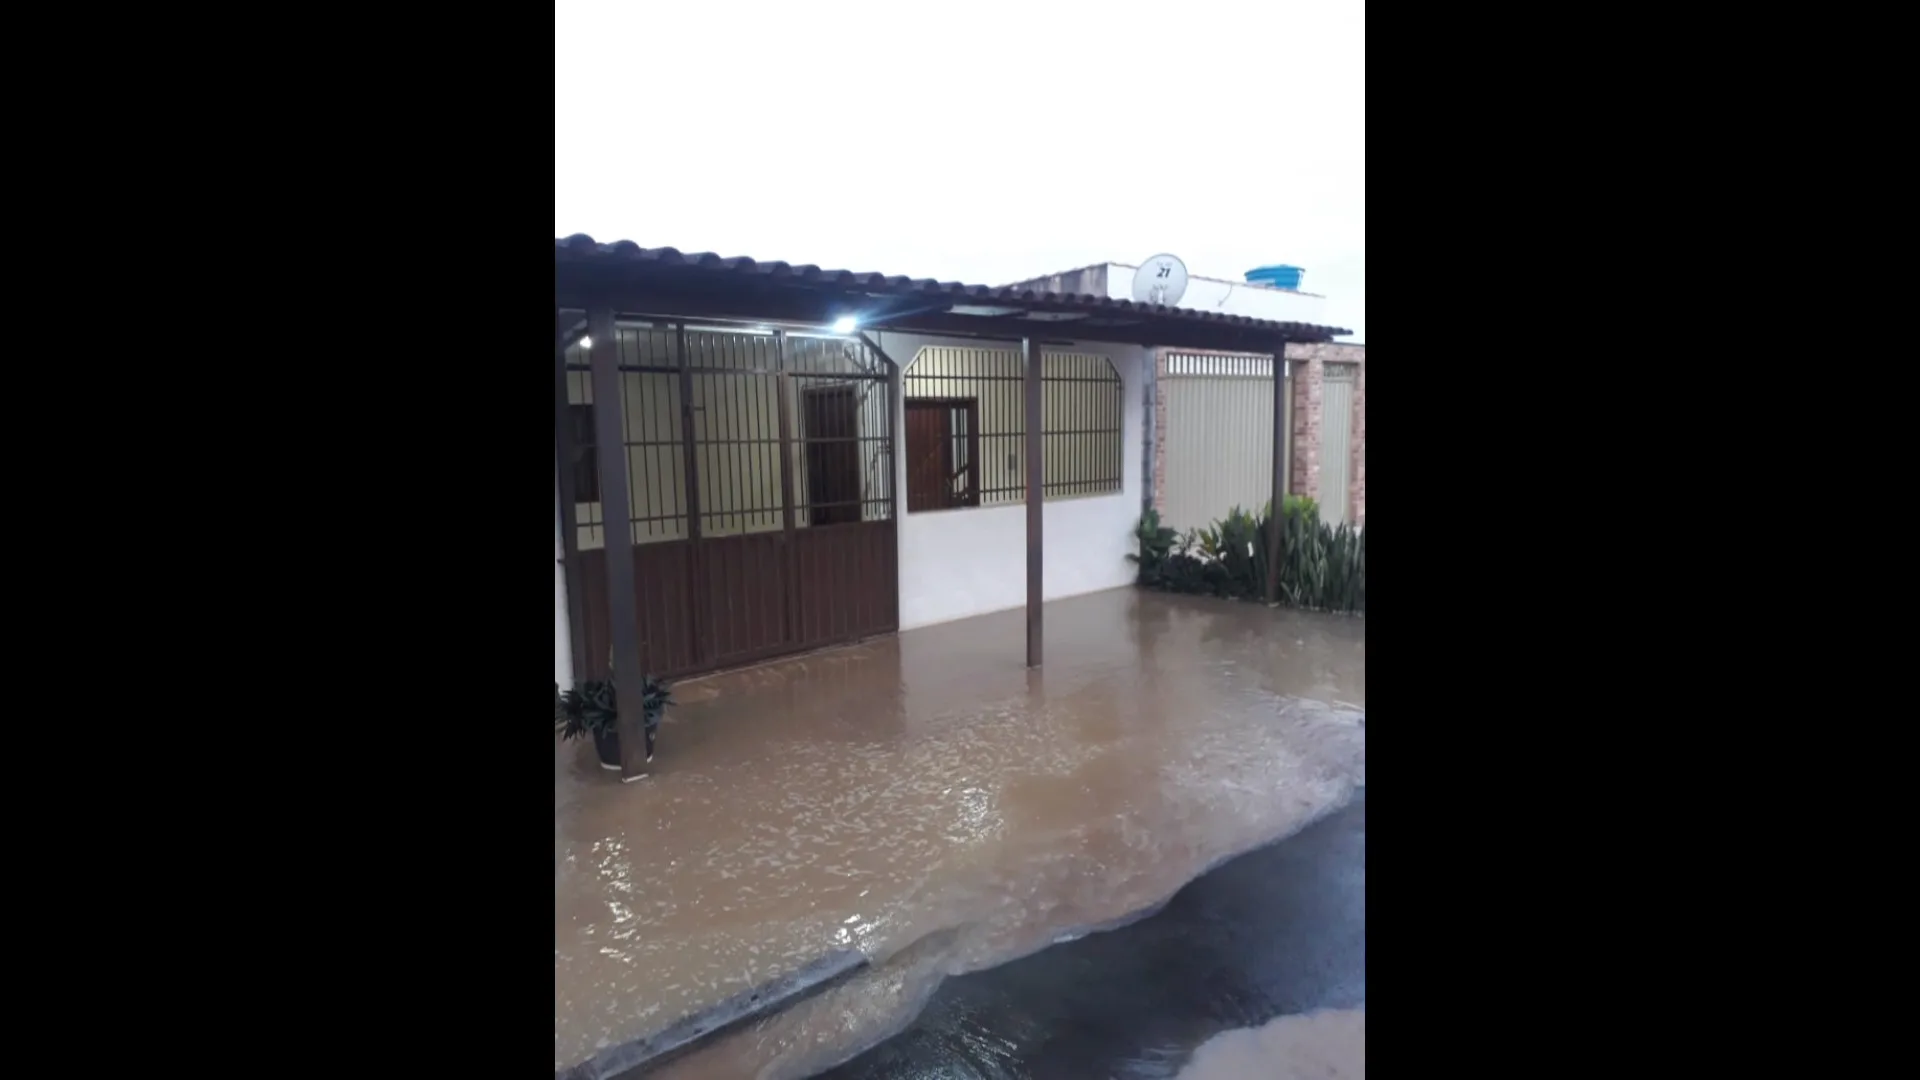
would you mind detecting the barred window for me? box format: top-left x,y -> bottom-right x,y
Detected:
902,346 -> 1122,511
566,403 -> 599,503
563,325 -> 892,549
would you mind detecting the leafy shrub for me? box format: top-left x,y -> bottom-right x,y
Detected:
1133,501 -> 1363,614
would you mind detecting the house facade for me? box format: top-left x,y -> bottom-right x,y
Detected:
552,325 -> 1149,687
552,238 -> 1347,776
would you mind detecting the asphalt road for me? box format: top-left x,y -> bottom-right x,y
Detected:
812,790 -> 1366,1079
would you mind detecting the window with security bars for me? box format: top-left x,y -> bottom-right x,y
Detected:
563,325 -> 893,549
902,346 -> 1122,511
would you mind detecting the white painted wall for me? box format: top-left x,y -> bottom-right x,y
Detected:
555,467 -> 575,691
1106,263 -> 1327,324
873,331 -> 1148,631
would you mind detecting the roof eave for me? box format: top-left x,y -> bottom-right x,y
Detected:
554,237 -> 1350,348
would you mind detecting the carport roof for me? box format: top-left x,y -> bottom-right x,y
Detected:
555,235 -> 1349,353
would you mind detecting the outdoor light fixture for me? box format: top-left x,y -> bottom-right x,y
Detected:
578,336 -> 592,350
831,316 -> 857,334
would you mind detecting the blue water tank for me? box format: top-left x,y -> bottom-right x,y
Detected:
1245,264 -> 1306,290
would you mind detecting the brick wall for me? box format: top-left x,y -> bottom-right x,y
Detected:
1284,342 -> 1366,526
1350,349 -> 1365,526
1152,349 -> 1169,512
1288,345 -> 1323,499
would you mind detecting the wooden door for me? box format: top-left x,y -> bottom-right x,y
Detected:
905,399 -> 978,511
905,401 -> 949,513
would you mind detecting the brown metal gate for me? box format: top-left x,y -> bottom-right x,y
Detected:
565,323 -> 897,679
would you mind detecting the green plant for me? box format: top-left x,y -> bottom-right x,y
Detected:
556,680 -> 617,741
1128,508 -> 1180,585
1216,505 -> 1261,597
555,675 -> 673,742
1195,524 -> 1222,562
1131,500 -> 1364,615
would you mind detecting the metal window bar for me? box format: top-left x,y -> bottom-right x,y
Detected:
564,324 -> 894,546
564,327 -> 691,550
901,346 -> 1123,509
792,371 -> 894,526
1165,351 -> 1288,380
684,328 -> 788,537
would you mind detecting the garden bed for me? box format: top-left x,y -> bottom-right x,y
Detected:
1131,497 -> 1364,615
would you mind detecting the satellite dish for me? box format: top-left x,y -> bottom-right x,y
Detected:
1132,254 -> 1189,306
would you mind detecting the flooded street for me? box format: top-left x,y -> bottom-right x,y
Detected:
555,587 -> 1365,1078
814,793 -> 1363,1079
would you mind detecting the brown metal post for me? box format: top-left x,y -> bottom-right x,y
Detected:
1141,346 -> 1158,518
1266,341 -> 1288,605
858,332 -> 906,630
554,309 -> 589,682
1024,337 -> 1043,667
587,307 -> 650,780
676,324 -> 706,665
774,332 -> 799,645
889,358 -> 903,627
857,334 -> 906,526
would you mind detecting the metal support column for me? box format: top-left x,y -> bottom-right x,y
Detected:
1266,341 -> 1288,605
676,323 -> 705,666
774,331 -> 799,645
857,332 -> 907,631
1024,337 -> 1043,668
554,309 -> 589,682
587,307 -> 649,780
1141,346 -> 1158,517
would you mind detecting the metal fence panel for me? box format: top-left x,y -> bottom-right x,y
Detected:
1321,364 -> 1356,526
1160,352 -> 1290,533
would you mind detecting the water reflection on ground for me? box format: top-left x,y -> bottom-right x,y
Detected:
555,588 -> 1365,1078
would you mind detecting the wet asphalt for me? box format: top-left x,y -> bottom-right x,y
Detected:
811,791 -> 1365,1079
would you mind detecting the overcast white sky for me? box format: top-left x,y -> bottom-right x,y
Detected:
555,1 -> 1364,341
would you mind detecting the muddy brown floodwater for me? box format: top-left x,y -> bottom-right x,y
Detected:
555,587 -> 1366,1079
1174,1008 -> 1366,1080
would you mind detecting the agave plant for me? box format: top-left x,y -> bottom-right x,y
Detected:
1252,515 -> 1273,596
638,676 -> 672,728
1323,523 -> 1364,613
555,679 -> 619,741
555,674 -> 673,741
1133,499 -> 1362,614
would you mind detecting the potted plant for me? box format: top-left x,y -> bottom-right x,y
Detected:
556,675 -> 673,771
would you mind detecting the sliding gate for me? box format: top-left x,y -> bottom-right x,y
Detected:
564,324 -> 897,679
